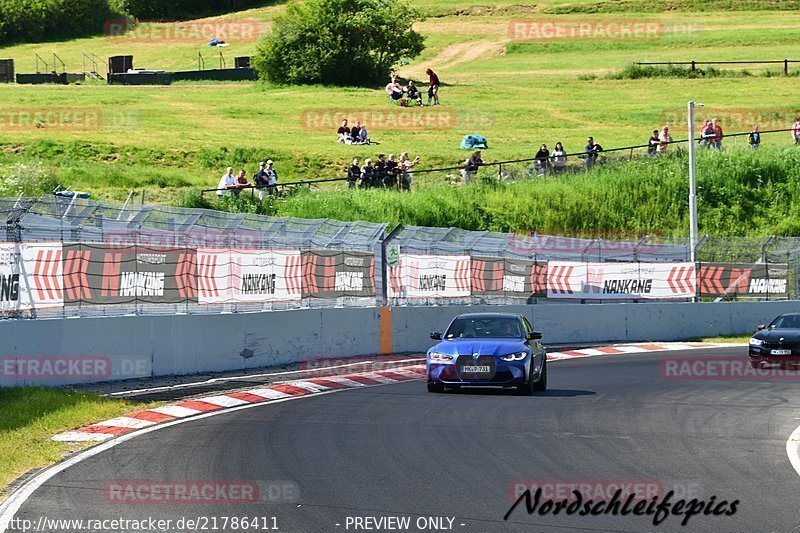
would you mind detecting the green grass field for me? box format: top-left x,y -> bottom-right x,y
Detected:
1,1 -> 800,234
0,388 -> 156,492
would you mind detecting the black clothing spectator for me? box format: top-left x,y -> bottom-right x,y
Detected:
647,130 -> 659,157
347,158 -> 361,188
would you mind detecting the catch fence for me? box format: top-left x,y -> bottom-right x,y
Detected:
0,195 -> 795,319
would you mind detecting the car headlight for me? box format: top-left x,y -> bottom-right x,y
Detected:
749,338 -> 764,346
499,351 -> 528,362
429,352 -> 455,363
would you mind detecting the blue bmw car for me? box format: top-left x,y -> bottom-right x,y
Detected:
426,313 -> 547,395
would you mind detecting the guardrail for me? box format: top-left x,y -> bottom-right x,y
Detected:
0,196 -> 797,320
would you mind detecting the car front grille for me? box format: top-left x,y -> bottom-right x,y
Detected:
762,341 -> 800,349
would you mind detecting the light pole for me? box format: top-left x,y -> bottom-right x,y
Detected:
687,101 -> 703,262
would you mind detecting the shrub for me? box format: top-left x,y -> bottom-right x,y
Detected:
0,0 -> 112,43
252,0 -> 425,85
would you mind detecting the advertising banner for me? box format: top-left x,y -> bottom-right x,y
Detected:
387,254 -> 470,299
698,263 -> 788,298
547,261 -> 696,300
0,243 -> 63,312
62,244 -> 196,304
301,251 -> 375,298
197,248 -> 302,304
471,257 -> 547,298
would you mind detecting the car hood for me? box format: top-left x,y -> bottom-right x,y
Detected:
753,329 -> 800,342
429,339 -> 527,357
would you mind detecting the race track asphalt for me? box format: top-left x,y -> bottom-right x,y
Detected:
6,346 -> 800,533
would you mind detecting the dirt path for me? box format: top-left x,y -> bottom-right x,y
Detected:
398,40 -> 505,78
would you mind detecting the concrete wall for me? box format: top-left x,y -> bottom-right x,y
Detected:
390,301 -> 800,352
1,301 -> 797,386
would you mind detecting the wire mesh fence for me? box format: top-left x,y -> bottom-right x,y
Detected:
0,195 -> 797,319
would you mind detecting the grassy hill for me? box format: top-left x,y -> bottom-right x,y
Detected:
1,0 -> 799,236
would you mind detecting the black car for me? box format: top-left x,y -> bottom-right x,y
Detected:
749,313 -> 800,368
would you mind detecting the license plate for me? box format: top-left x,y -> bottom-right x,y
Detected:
461,365 -> 490,373
771,349 -> 792,355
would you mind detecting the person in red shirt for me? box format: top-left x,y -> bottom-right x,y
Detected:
711,118 -> 723,150
425,68 -> 440,106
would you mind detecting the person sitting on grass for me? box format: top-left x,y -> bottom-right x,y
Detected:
385,76 -> 404,104
337,119 -> 351,143
358,124 -> 370,145
350,121 -> 362,143
406,80 -> 423,106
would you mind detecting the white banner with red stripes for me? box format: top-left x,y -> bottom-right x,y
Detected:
0,242 -> 64,312
196,248 -> 302,304
387,254 -> 470,299
547,261 -> 696,300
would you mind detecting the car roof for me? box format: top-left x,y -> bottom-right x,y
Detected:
454,313 -> 523,320
779,313 -> 800,317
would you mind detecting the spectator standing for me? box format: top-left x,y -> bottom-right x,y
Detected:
534,144 -> 550,175
360,158 -> 375,188
585,137 -> 603,170
385,154 -> 399,188
337,119 -> 351,143
711,118 -> 723,150
749,125 -> 761,150
647,129 -> 659,156
347,158 -> 361,188
254,162 -> 270,199
793,117 -> 800,145
700,119 -> 714,149
657,126 -> 672,154
461,150 -> 486,183
264,160 -> 278,195
425,68 -> 440,106
399,152 -> 419,191
234,169 -> 249,197
551,142 -> 567,174
374,154 -> 388,187
217,167 -> 236,197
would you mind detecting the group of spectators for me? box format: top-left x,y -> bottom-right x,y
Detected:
346,153 -> 420,191
337,119 -> 371,145
384,69 -> 441,107
523,138 -> 604,176
216,161 -> 279,199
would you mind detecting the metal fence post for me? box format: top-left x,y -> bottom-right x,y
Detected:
793,245 -> 800,300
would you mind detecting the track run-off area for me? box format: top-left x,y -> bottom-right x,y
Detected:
3,345 -> 800,533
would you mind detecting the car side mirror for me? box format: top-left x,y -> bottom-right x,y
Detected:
757,324 -> 766,331
430,332 -> 442,340
528,331 -> 543,340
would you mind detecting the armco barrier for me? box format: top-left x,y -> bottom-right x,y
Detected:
1,301 -> 796,386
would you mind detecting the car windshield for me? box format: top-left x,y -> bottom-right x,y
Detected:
445,317 -> 522,339
769,315 -> 800,329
